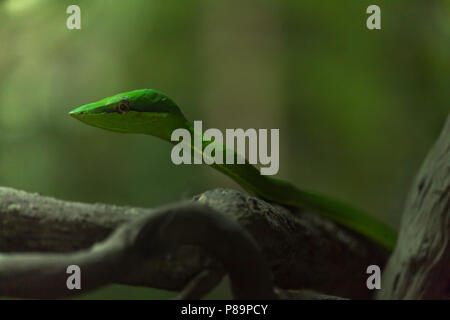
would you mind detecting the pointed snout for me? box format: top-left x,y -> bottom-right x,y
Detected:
69,105 -> 88,118
69,101 -> 105,119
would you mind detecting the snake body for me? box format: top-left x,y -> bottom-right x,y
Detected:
70,89 -> 397,250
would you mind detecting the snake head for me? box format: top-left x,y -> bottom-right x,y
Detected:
69,89 -> 189,140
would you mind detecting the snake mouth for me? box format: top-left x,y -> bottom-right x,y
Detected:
69,101 -> 111,117
69,105 -> 92,119
69,109 -> 84,118
69,106 -> 82,116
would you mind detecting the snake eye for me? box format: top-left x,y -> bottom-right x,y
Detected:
117,100 -> 130,114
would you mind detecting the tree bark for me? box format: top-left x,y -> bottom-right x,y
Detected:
377,114 -> 450,299
0,187 -> 387,299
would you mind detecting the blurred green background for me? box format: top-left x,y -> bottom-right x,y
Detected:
0,0 -> 448,299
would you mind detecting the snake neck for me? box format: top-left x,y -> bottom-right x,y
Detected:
176,121 -> 285,200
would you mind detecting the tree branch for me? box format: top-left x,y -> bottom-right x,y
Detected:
0,202 -> 277,299
378,114 -> 450,299
0,186 -> 388,299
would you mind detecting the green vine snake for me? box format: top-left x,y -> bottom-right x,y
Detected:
69,89 -> 397,251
